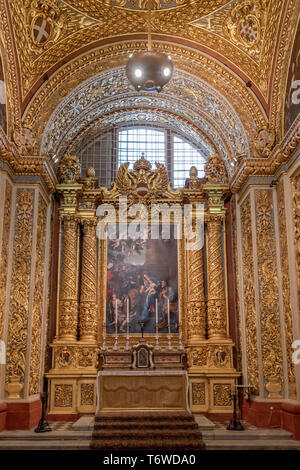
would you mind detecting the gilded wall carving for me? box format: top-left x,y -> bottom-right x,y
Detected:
240,195 -> 259,394
79,219 -> 97,341
213,383 -> 232,407
0,181 -> 12,340
6,189 -> 34,390
29,194 -> 47,396
59,215 -> 78,340
54,345 -> 98,369
277,180 -> 296,398
291,169 -> 300,318
54,384 -> 73,407
191,347 -> 208,367
206,215 -> 227,339
80,383 -> 94,406
192,383 -> 205,406
255,189 -> 283,398
187,247 -> 206,339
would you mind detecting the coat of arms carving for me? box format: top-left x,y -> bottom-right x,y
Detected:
24,0 -> 63,52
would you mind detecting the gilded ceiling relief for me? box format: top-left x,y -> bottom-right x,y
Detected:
23,43 -> 266,148
6,0 -> 284,101
191,0 -> 267,62
39,67 -> 250,175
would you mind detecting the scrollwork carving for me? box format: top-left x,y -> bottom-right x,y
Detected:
240,195 -> 259,394
213,383 -> 232,407
54,384 -> 73,407
6,190 -> 34,390
29,195 -> 47,395
0,182 -> 12,340
57,154 -> 81,184
206,215 -> 227,339
255,189 -> 283,398
59,215 -> 78,340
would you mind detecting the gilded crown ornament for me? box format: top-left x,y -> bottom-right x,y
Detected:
133,153 -> 152,171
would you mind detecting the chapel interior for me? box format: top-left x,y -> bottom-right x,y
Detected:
0,0 -> 300,449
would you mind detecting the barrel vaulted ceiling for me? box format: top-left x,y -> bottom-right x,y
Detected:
0,0 -> 298,176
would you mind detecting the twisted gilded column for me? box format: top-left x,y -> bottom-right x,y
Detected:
206,214 -> 227,339
59,215 -> 78,341
79,219 -> 97,341
187,247 -> 206,340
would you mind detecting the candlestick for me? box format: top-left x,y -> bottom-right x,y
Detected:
125,298 -> 130,350
113,297 -> 118,350
178,322 -> 184,350
167,298 -> 172,350
102,299 -> 107,350
155,298 -> 160,349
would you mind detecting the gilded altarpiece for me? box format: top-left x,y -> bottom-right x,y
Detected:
47,154 -> 239,415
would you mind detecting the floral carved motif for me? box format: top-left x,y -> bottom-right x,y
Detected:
54,384 -> 73,407
192,383 -> 205,406
0,182 -> 12,340
80,383 -> 94,406
255,189 -> 283,398
240,195 -> 259,394
277,181 -> 296,398
29,195 -> 47,395
187,247 -> 206,339
6,190 -> 34,392
213,384 -> 232,407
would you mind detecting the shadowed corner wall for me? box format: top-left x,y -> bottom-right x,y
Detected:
0,166 -> 52,430
234,147 -> 300,439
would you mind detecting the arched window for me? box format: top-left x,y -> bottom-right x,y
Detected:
79,124 -> 208,188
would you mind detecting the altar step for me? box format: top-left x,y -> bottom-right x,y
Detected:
90,412 -> 205,450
